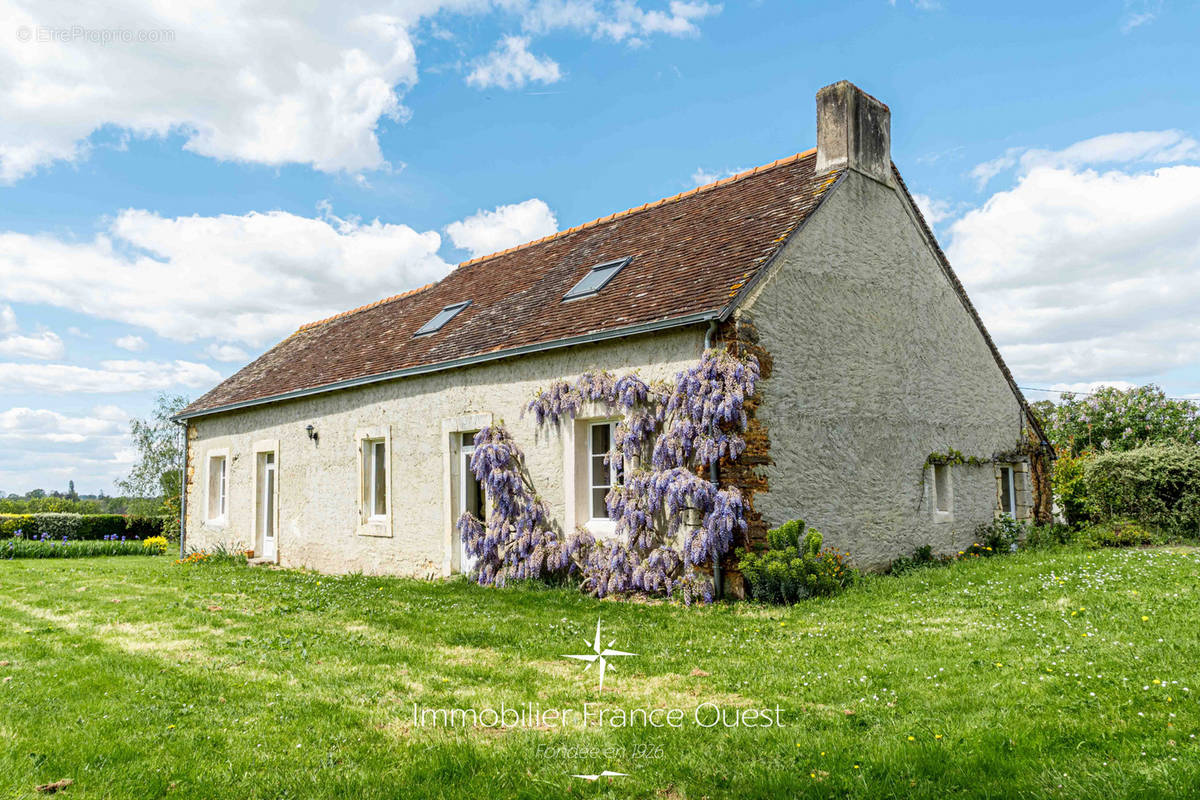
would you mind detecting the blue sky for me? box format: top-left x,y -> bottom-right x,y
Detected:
2,0 -> 1199,493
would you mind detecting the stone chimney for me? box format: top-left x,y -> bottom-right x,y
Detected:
815,81 -> 892,184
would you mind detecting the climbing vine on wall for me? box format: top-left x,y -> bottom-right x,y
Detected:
456,348 -> 760,604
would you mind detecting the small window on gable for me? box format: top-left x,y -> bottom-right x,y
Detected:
998,465 -> 1016,517
563,257 -> 631,301
933,463 -> 953,514
414,301 -> 471,336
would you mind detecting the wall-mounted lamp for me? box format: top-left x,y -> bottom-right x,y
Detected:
306,424 -> 318,443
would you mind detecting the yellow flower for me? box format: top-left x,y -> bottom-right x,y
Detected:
935,734 -> 943,740
1142,616 -> 1149,621
907,736 -> 915,741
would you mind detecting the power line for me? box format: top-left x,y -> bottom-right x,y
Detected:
1020,386 -> 1200,403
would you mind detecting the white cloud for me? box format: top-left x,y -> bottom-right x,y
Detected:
0,304 -> 64,359
515,0 -> 721,42
0,360 -> 221,393
911,192 -> 954,225
467,36 -> 561,90
970,130 -> 1200,189
445,198 -> 558,259
0,330 -> 64,360
948,160 -> 1200,384
0,0 -> 426,183
204,343 -> 250,363
0,207 -> 454,346
0,1 -> 723,183
115,334 -> 148,352
1121,0 -> 1161,32
593,0 -> 721,42
1046,381 -> 1139,395
690,166 -> 746,186
0,406 -> 133,494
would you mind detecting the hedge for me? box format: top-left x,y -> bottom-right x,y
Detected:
0,513 -> 167,541
1083,444 -> 1200,534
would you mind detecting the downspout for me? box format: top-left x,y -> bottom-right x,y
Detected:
704,320 -> 723,600
176,419 -> 187,559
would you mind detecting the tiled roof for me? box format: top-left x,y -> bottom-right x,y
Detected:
181,150 -> 842,417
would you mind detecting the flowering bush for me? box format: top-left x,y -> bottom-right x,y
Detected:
142,536 -> 169,555
173,547 -> 248,566
1033,385 -> 1200,458
737,519 -> 858,603
459,348 -> 760,603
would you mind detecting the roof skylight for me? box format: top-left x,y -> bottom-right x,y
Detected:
563,257 -> 631,301
414,301 -> 471,336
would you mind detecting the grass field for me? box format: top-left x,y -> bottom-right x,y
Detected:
1,548 -> 1198,799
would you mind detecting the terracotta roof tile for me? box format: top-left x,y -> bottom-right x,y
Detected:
182,150 -> 839,416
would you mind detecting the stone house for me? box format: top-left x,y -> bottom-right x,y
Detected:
177,80 -> 1052,577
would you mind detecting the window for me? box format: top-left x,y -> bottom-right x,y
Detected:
461,432 -> 485,521
362,438 -> 388,521
588,422 -> 622,519
998,465 -> 1016,517
414,301 -> 470,336
563,257 -> 631,301
206,453 -> 227,523
933,463 -> 953,514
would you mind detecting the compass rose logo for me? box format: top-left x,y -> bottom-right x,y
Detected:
562,617 -> 636,692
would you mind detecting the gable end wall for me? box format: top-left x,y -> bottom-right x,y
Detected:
735,170 -> 1029,568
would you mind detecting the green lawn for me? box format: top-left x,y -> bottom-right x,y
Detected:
0,549 -> 1198,799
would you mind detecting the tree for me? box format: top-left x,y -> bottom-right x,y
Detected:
118,393 -> 189,520
67,480 -> 78,501
1035,385 -> 1200,458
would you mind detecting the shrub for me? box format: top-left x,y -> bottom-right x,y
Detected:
976,516 -> 1024,554
737,519 -> 858,604
1023,522 -> 1076,549
142,536 -> 170,555
1083,444 -> 1200,534
888,545 -> 951,575
1052,451 -> 1092,527
1077,519 -> 1161,548
0,515 -> 34,538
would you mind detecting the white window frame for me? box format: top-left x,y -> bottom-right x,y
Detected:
356,426 -> 392,536
587,420 -> 622,524
931,462 -> 954,522
998,464 -> 1017,518
204,447 -> 230,527
440,413 -> 493,576
250,439 -> 280,560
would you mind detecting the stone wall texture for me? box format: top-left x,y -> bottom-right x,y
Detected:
737,170 -> 1031,568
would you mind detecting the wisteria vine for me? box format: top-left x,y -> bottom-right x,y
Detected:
458,348 -> 760,603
